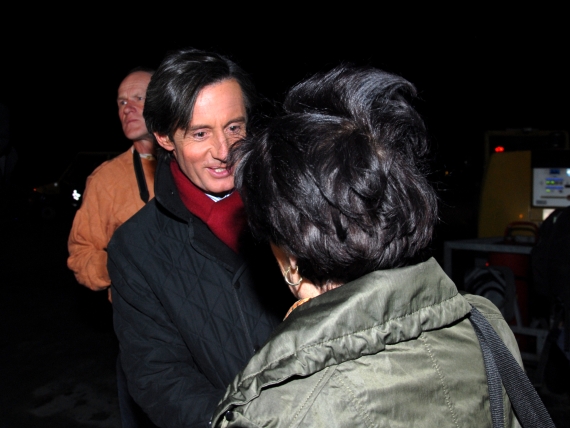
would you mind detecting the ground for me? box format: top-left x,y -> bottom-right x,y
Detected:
1,197 -> 568,427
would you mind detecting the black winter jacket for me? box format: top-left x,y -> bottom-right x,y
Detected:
108,156 -> 289,427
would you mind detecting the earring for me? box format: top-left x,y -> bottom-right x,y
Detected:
283,265 -> 302,287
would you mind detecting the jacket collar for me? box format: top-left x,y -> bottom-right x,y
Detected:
153,154 -> 244,273
215,258 -> 471,414
154,154 -> 191,223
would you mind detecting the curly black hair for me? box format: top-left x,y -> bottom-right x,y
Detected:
230,64 -> 439,286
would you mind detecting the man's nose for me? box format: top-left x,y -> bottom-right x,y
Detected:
213,133 -> 230,161
123,102 -> 136,115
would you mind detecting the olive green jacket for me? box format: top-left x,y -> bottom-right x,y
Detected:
211,258 -> 523,427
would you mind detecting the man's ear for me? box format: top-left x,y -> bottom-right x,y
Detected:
154,133 -> 175,151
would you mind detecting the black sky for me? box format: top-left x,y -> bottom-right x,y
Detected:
1,11 -> 568,189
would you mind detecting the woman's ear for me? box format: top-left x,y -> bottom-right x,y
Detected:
270,242 -> 322,299
270,243 -> 292,275
154,133 -> 175,152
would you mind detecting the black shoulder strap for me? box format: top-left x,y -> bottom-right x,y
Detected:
133,148 -> 149,203
469,306 -> 555,428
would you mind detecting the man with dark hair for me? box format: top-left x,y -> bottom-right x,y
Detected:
107,48 -> 290,427
67,66 -> 158,427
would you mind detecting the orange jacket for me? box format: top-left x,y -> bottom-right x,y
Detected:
67,147 -> 156,292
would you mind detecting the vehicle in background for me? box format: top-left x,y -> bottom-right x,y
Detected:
30,151 -> 120,220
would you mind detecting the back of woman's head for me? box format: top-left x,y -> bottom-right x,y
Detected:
233,64 -> 438,286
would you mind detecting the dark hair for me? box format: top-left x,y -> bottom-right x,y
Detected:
231,64 -> 439,286
143,47 -> 258,161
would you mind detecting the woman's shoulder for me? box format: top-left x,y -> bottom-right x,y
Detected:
462,293 -> 523,366
462,293 -> 505,320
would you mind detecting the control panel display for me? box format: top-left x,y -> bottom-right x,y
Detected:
533,167 -> 570,207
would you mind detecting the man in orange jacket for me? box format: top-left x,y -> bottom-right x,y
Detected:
67,67 -> 156,303
67,66 -> 158,428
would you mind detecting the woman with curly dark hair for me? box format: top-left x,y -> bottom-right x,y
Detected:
212,64 -> 524,427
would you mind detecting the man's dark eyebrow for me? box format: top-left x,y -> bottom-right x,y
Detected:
188,116 -> 246,132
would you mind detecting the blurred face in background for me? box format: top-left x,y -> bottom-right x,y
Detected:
155,79 -> 247,196
117,71 -> 152,141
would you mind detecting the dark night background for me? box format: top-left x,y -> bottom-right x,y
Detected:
2,13 -> 569,241
1,10 -> 570,427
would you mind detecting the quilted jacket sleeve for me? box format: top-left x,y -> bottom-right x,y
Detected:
108,221 -> 225,428
67,170 -> 114,291
68,150 -> 155,293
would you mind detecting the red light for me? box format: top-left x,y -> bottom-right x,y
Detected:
494,146 -> 505,153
